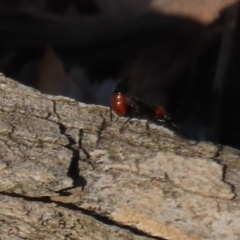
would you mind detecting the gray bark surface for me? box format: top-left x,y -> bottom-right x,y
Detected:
0,73 -> 240,240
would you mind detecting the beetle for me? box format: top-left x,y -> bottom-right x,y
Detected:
111,76 -> 174,127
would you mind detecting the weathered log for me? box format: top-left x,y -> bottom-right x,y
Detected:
0,73 -> 240,240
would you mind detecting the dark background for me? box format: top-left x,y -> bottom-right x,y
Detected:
0,0 -> 240,148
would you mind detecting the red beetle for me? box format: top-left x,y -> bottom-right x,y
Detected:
111,76 -> 173,127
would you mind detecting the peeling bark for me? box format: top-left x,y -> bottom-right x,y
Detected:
0,73 -> 240,240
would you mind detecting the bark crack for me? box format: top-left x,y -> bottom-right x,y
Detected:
0,191 -> 167,240
51,100 -> 88,191
213,145 -> 236,199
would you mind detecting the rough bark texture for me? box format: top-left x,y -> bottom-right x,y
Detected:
0,73 -> 240,240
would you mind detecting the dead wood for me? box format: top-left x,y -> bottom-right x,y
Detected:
0,73 -> 240,240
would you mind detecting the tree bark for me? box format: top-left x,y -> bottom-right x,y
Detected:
0,73 -> 240,240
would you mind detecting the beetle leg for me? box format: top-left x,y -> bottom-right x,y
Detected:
120,117 -> 131,134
